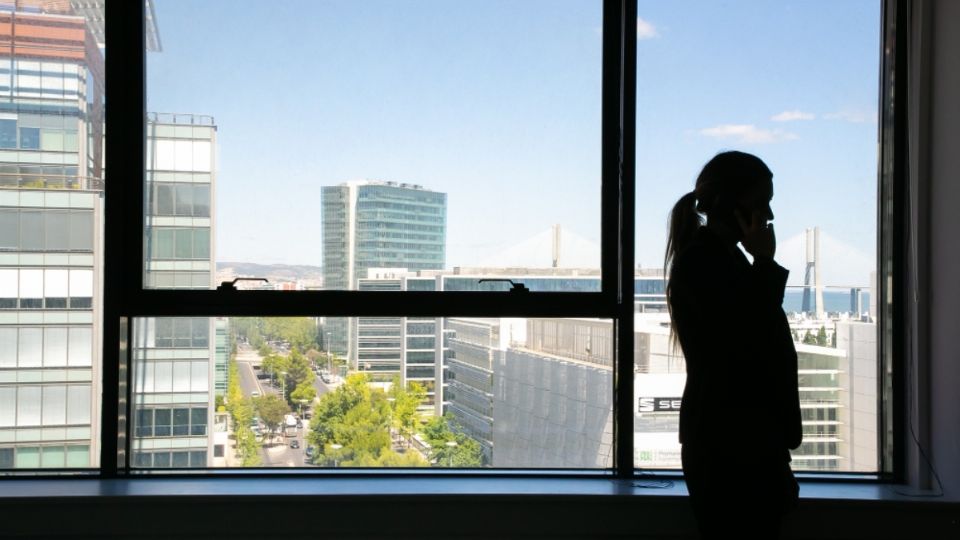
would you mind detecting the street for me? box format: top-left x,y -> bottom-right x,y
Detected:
233,343 -> 338,467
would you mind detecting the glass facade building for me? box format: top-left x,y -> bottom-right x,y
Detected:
130,114 -> 217,468
321,181 -> 447,361
0,3 -> 105,469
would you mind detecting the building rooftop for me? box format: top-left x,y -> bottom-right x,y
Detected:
338,179 -> 434,191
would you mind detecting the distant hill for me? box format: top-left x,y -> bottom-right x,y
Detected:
216,262 -> 323,282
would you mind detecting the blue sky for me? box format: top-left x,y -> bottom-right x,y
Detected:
147,0 -> 880,285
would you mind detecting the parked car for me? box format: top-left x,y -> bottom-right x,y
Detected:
290,439 -> 300,449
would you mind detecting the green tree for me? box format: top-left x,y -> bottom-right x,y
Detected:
375,449 -> 429,467
290,381 -> 317,412
261,353 -> 289,382
254,394 -> 290,442
421,413 -> 484,467
306,373 -> 397,466
235,425 -> 261,467
283,348 -> 315,400
816,325 -> 828,347
388,376 -> 425,448
230,317 -> 265,348
803,330 -> 817,345
262,317 -> 319,351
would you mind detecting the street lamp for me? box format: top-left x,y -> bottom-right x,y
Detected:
297,398 -> 308,418
326,332 -> 333,375
279,370 -> 287,401
330,443 -> 343,468
445,440 -> 458,468
386,397 -> 397,446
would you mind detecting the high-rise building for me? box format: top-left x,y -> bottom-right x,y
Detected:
0,0 -> 218,471
321,180 -> 446,363
0,2 -> 107,468
130,113 -> 217,468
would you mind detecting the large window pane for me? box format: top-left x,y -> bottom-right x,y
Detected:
41,386 -> 67,426
633,1 -> 880,472
18,328 -> 42,367
68,211 -> 93,251
44,212 -> 69,251
0,388 -> 16,427
0,209 -> 18,248
19,211 -> 43,250
0,269 -> 17,308
133,316 -> 612,470
19,269 -> 43,308
68,327 -> 93,367
0,119 -> 16,148
65,445 -> 90,467
17,387 -> 41,426
155,183 -> 174,215
146,0 -> 603,291
15,447 -> 40,468
0,328 -> 16,368
43,328 -> 68,367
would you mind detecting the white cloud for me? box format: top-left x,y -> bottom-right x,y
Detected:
637,17 -> 659,40
771,110 -> 815,122
824,110 -> 876,124
698,124 -> 799,144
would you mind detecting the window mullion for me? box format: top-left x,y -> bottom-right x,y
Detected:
103,0 -> 146,478
614,0 -> 637,479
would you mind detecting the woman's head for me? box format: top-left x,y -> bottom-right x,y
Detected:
665,151 -> 774,273
664,151 -> 774,352
692,151 -> 773,233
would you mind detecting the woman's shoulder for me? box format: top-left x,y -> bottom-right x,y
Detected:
674,228 -> 724,273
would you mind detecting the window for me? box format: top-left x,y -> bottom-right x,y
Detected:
19,127 -> 39,150
0,119 -> 16,148
632,0 -> 882,472
0,0 -> 899,480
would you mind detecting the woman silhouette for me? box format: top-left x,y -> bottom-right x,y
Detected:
665,151 -> 802,539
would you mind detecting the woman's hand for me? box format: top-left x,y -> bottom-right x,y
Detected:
735,209 -> 776,261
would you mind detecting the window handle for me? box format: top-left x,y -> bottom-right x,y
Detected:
478,279 -> 529,293
217,278 -> 269,291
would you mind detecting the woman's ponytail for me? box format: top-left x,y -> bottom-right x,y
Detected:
665,190 -> 701,354
664,190 -> 702,276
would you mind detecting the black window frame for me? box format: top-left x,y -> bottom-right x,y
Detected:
91,0 -> 905,482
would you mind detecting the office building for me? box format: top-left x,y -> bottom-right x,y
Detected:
321,180 -> 446,363
493,318 -> 614,468
130,113 -> 217,468
0,2 -> 106,468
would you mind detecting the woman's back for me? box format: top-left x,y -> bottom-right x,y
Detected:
670,226 -> 801,462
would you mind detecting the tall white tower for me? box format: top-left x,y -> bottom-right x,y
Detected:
801,227 -> 825,318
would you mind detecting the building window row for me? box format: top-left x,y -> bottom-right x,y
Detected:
0,326 -> 93,367
132,449 -> 207,468
151,182 -> 211,217
148,227 -> 210,260
0,384 -> 92,427
134,407 -> 208,438
0,208 -> 93,252
0,268 -> 93,310
0,443 -> 89,468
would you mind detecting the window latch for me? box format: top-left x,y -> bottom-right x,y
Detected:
217,278 -> 269,291
478,278 -> 529,293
